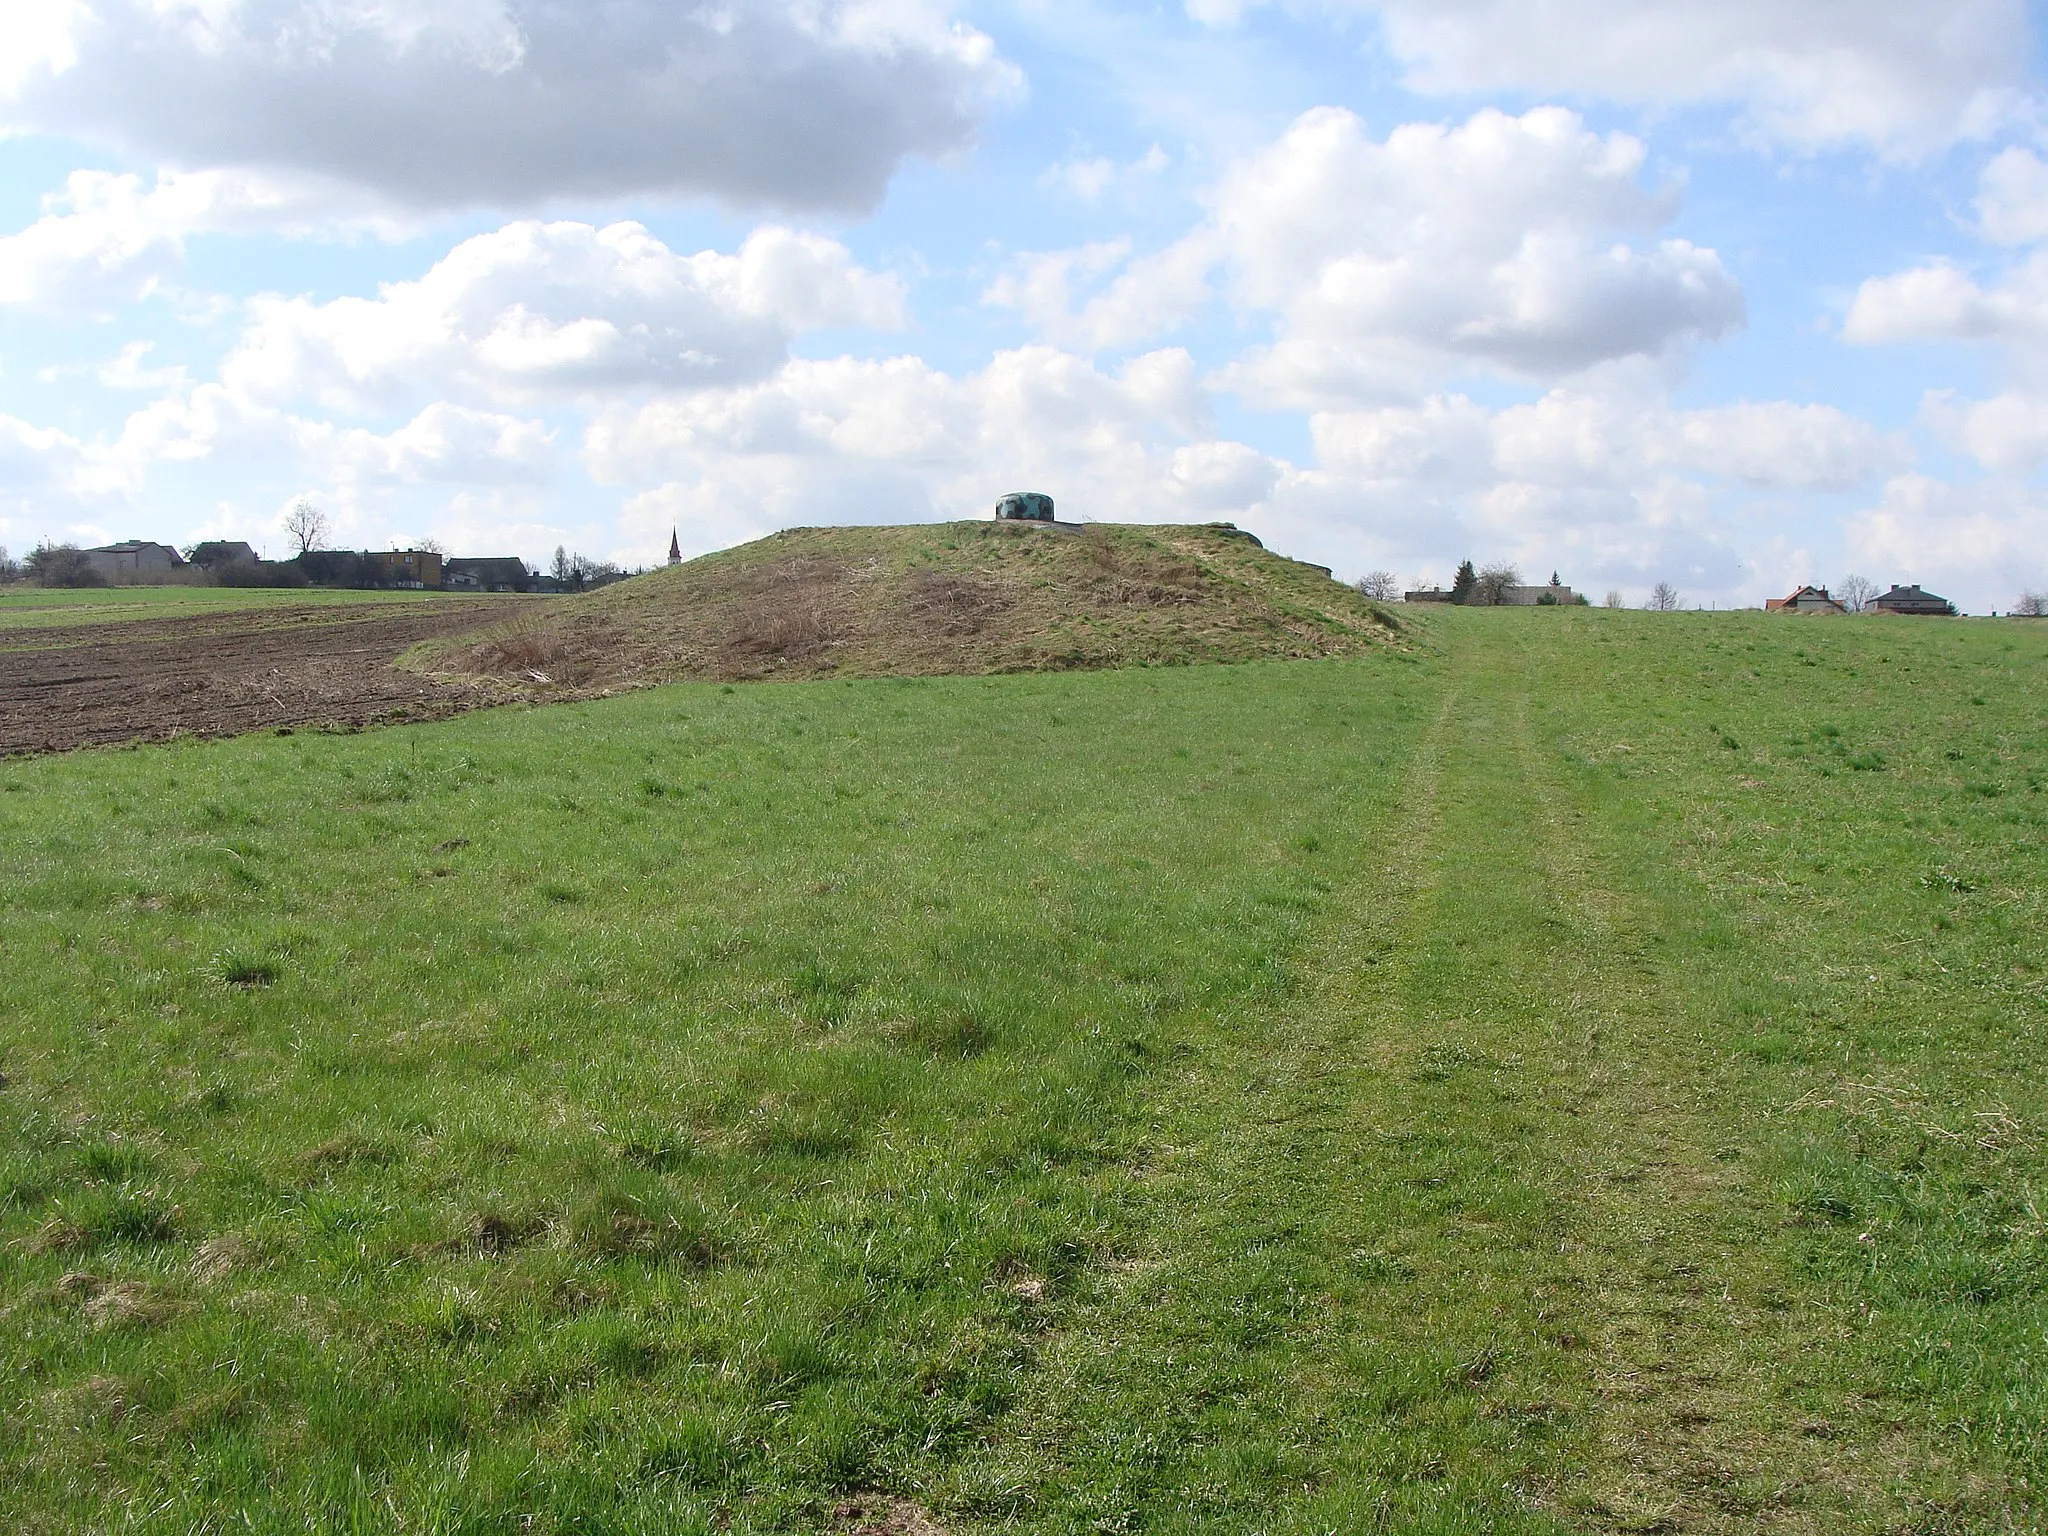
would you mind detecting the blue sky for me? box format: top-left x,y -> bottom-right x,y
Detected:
0,0 -> 2043,609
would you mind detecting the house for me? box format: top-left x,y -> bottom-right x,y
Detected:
1502,580 -> 1582,605
1766,585 -> 1847,614
83,540 -> 185,581
444,556 -> 531,593
186,540 -> 259,570
1872,583 -> 1956,616
366,549 -> 444,589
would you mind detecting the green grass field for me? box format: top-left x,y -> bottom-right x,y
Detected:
0,585 -> 489,633
4,609 -> 2046,1533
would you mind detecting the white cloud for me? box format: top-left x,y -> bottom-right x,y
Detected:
1195,0 -> 2032,158
1976,147 -> 2048,246
112,378 -> 554,484
1315,389 -> 1898,493
316,402 -> 558,486
983,239 -> 1134,339
1292,384 -> 1903,597
1844,255 -> 2048,347
221,220 -> 905,413
0,0 -> 1014,215
1040,144 -> 1170,203
0,166 -> 396,312
1220,107 -> 1742,399
996,107 -> 1743,401
1846,149 -> 2048,480
0,170 -> 185,310
1846,473 -> 2048,608
1923,389 -> 2048,473
1045,157 -> 1118,203
96,341 -> 188,391
0,413 -> 89,492
1844,141 -> 2048,356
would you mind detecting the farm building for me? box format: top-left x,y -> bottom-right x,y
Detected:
1502,580 -> 1582,605
1765,585 -> 1847,614
83,540 -> 185,581
367,549 -> 444,589
444,557 -> 531,593
1872,584 -> 1956,616
187,540 -> 259,570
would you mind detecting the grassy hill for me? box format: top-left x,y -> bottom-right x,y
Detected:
6,609 -> 2048,1531
417,520 -> 1402,691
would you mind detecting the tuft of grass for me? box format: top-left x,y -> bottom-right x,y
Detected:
213,953 -> 278,988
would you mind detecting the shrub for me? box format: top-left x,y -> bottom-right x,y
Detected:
216,560 -> 309,588
25,543 -> 106,588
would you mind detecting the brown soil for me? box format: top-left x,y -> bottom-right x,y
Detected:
0,600 -> 507,755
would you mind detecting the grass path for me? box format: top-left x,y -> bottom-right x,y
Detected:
981,616 -> 2029,1532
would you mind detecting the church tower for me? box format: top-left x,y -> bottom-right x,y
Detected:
667,529 -> 681,566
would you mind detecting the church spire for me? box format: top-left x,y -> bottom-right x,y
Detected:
667,529 -> 681,565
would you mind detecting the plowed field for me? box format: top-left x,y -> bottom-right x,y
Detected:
0,599 -> 508,753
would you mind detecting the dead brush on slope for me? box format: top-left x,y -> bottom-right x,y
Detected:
457,624 -> 644,687
723,556 -> 848,666
461,631 -> 575,679
1080,526 -> 1205,605
906,567 -> 1008,635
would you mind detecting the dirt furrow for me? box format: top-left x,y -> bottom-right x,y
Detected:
0,603 -> 508,753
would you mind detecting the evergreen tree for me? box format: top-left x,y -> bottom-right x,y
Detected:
1449,559 -> 1477,604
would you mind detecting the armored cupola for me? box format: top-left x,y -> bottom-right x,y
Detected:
995,492 -> 1055,522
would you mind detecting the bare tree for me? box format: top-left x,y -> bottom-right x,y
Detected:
2015,591 -> 2048,617
413,536 -> 447,556
1646,581 -> 1680,612
284,498 -> 329,556
1471,561 -> 1522,606
1603,589 -> 1625,609
1838,574 -> 1877,613
1356,569 -> 1401,600
0,545 -> 16,583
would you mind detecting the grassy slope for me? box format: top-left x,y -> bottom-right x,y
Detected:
4,609 -> 2047,1532
415,520 -> 1400,692
0,586 -> 470,634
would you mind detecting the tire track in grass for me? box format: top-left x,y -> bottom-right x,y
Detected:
962,685 -> 1595,1532
1475,624 -> 1995,1532
963,622 -> 1992,1533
